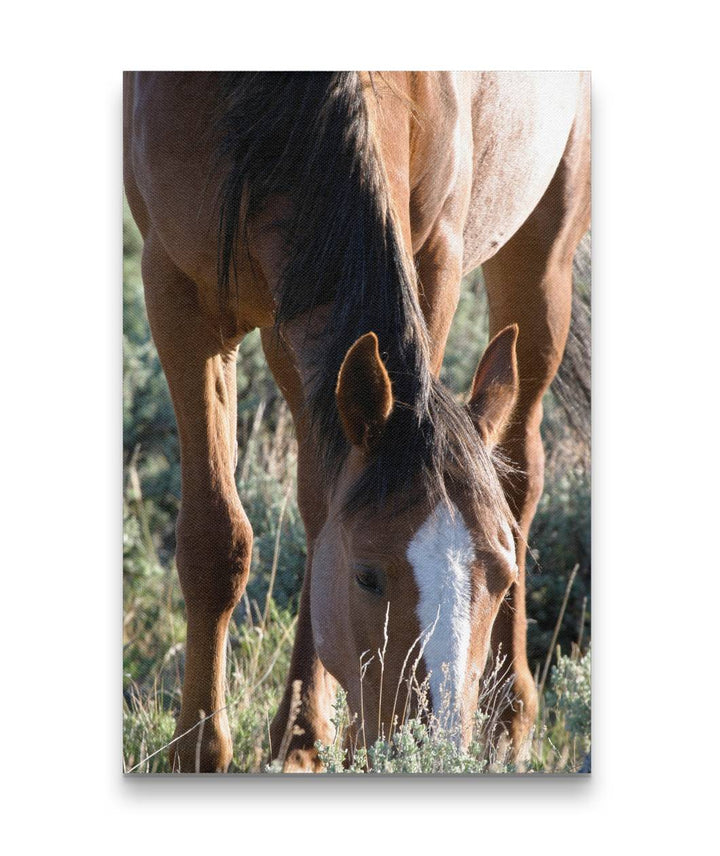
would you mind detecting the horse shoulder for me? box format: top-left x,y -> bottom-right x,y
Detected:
125,73 -> 275,330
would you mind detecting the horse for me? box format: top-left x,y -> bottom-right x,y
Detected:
123,71 -> 590,772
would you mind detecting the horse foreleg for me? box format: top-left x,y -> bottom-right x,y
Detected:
142,233 -> 252,772
267,546 -> 337,771
481,109 -> 590,760
260,329 -> 337,772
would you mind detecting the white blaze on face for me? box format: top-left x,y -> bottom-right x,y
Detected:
407,502 -> 475,721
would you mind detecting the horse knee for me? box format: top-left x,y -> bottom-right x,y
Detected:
501,419 -> 545,527
175,500 -> 253,615
522,427 -> 545,516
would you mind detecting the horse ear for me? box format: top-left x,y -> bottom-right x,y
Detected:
467,324 -> 519,447
336,332 -> 394,451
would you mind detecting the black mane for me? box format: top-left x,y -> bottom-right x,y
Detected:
217,72 -> 508,519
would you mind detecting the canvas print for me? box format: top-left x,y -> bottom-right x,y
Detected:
123,71 -> 591,774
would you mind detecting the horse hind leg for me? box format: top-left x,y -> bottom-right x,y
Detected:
481,107 -> 590,760
141,233 -> 252,772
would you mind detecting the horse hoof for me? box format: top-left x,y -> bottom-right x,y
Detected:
281,747 -> 324,773
169,718 -> 233,773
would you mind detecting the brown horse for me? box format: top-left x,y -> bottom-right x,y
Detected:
124,71 -> 590,772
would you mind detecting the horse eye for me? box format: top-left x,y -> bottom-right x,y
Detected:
354,565 -> 384,596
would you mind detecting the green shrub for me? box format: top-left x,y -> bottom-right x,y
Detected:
547,646 -> 592,755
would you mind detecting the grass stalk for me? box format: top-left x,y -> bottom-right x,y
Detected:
538,563 -> 579,702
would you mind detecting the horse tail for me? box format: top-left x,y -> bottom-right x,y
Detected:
550,230 -> 591,465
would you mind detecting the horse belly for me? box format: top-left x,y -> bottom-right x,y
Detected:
462,71 -> 583,273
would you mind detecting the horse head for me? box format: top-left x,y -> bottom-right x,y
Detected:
310,325 -> 521,752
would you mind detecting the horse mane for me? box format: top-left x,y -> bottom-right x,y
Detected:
217,72 -> 510,521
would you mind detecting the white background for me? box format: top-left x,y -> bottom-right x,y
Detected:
1,2 -> 717,852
